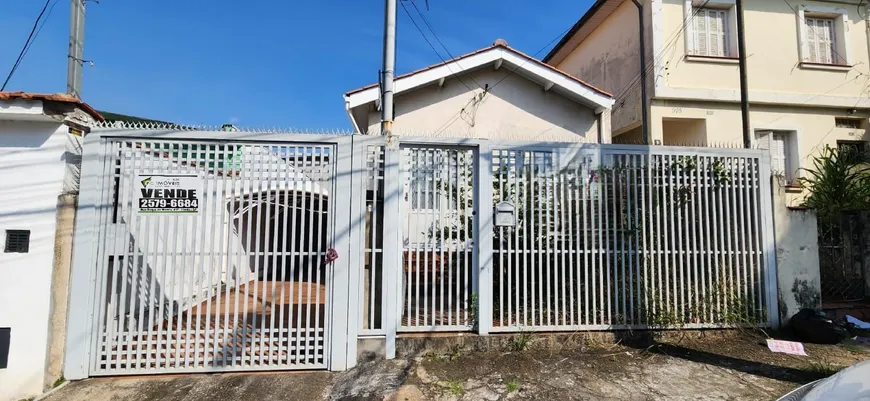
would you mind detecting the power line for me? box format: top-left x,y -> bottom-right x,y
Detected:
612,0 -> 712,109
399,0 -> 477,92
408,0 -> 484,89
1,0 -> 54,91
22,0 -> 60,62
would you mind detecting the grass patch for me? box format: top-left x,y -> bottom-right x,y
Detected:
510,330 -> 534,352
446,379 -> 464,396
52,376 -> 67,388
806,359 -> 844,377
506,379 -> 520,393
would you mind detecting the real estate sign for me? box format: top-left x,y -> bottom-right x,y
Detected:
135,174 -> 202,215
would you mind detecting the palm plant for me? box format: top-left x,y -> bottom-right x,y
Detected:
798,145 -> 870,222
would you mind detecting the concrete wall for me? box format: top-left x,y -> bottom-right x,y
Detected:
555,0 -> 643,133
0,120 -> 67,401
365,68 -> 600,142
773,178 -> 821,325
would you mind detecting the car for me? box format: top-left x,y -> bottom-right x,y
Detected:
777,359 -> 870,400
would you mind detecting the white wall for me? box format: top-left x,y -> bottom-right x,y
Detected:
0,120 -> 67,401
365,68 -> 600,142
554,0 -> 644,134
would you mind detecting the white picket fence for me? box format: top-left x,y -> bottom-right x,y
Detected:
351,136 -> 777,359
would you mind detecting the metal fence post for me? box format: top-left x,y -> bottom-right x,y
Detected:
476,142 -> 493,335
329,138 -> 354,371
63,133 -> 104,380
758,153 -> 780,328
344,136 -> 368,369
382,142 -> 402,358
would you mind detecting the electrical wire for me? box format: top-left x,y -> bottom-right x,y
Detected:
22,0 -> 60,62
399,0 -> 477,92
1,0 -> 54,91
430,24 -> 576,137
611,0 -> 712,110
408,0 -> 484,90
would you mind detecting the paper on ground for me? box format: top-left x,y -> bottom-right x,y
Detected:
767,339 -> 807,356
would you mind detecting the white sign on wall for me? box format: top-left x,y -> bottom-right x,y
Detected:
134,174 -> 202,215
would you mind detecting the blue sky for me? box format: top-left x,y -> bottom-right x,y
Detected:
0,0 -> 593,129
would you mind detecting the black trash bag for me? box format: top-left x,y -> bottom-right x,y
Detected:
789,309 -> 849,344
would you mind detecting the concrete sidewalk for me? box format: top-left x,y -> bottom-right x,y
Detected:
44,333 -> 870,401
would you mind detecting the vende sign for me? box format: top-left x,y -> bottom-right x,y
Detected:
134,174 -> 202,215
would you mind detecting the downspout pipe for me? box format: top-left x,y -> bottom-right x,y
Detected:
631,0 -> 650,145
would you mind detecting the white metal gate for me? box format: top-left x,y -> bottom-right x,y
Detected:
66,129 -> 354,377
399,145 -> 477,331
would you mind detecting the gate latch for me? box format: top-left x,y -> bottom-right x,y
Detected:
324,248 -> 338,264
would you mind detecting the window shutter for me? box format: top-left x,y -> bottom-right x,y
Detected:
771,134 -> 787,175
709,11 -> 721,56
756,131 -> 771,151
806,18 -> 819,62
822,19 -> 835,64
695,8 -> 709,56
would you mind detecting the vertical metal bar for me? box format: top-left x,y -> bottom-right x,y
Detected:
497,150 -> 505,327
620,155 -> 628,325
595,156 -> 603,325
206,145 -> 223,367
444,149 -> 459,326
605,155 -> 614,324
725,157 -> 736,320
92,140 -> 115,372
533,152 -> 541,327
313,146 -> 328,364
544,152 -> 553,326
265,146 -> 281,366
402,149 -> 411,327
664,155 -> 675,317
628,155 -> 636,324
712,157 -> 723,319
461,150 -> 476,326
276,145 -> 291,365
237,144 -> 255,366
749,157 -> 761,323
703,156 -> 713,323
382,141 -> 401,359
230,144 -> 246,366
674,155 -> 685,322
422,149 -> 431,327
736,157 -> 746,319
522,151 -> 530,327
117,143 -> 146,371
641,154 -> 650,325
477,143 -> 493,335
582,155 -> 590,326
566,151 -> 576,327
510,151 -> 518,328
368,149 -> 378,331
198,145 -> 214,367
437,149 -> 445,327
221,144 -> 237,367
100,141 -> 122,372
258,146 -> 275,366
133,145 -> 156,370
302,147 -> 318,363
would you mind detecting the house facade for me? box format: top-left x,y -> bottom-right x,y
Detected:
546,0 -> 870,190
0,92 -> 102,401
344,40 -> 614,142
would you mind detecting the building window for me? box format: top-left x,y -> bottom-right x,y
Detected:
3,230 -> 30,253
693,8 -> 729,57
756,131 -> 795,182
798,6 -> 851,67
684,1 -> 738,59
837,140 -> 868,154
835,117 -> 864,129
804,17 -> 836,64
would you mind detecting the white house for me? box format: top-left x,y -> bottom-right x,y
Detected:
0,92 -> 103,401
344,40 -> 615,142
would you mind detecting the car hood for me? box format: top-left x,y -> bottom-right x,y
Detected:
801,359 -> 870,401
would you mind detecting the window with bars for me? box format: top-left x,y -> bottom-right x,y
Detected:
4,230 -> 30,253
804,17 -> 837,64
693,7 -> 730,57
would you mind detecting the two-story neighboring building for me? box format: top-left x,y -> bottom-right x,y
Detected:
546,0 -> 870,185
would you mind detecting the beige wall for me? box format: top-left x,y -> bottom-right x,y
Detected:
660,0 -> 869,99
662,117 -> 707,145
365,68 -> 600,142
556,0 -> 643,133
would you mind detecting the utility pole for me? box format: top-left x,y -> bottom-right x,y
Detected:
67,0 -> 86,98
381,0 -> 397,138
631,0 -> 649,145
736,0 -> 751,148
